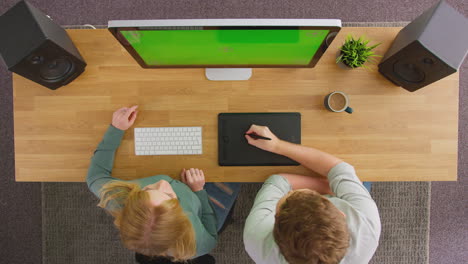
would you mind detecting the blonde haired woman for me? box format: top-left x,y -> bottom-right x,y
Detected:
87,106 -> 240,263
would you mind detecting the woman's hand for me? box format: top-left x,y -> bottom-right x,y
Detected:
180,168 -> 205,192
244,124 -> 282,153
111,105 -> 138,131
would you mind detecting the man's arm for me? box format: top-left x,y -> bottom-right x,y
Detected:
245,125 -> 341,192
277,173 -> 333,194
275,140 -> 342,177
245,125 -> 380,236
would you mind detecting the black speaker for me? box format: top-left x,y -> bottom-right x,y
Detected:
0,1 -> 86,90
378,0 -> 468,92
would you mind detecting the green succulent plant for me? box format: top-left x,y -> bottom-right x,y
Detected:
336,35 -> 381,68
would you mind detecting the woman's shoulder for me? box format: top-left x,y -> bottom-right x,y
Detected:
150,174 -> 174,183
129,175 -> 176,187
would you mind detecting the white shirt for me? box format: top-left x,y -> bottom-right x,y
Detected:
243,162 -> 381,264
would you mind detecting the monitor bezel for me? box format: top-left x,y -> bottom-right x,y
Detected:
108,19 -> 341,69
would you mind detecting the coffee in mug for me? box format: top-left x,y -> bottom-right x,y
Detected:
324,91 -> 353,113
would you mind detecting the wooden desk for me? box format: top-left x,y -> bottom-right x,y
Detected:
13,28 -> 458,182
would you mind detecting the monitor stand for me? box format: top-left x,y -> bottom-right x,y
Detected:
205,68 -> 252,81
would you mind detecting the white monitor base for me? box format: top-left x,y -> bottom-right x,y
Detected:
205,68 -> 252,81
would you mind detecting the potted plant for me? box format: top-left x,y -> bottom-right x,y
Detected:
336,35 -> 381,69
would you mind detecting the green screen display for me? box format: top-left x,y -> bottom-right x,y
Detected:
120,29 -> 329,66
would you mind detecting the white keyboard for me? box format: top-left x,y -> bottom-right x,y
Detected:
134,127 -> 202,156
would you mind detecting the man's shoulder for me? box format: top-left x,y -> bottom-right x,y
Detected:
328,198 -> 381,264
329,196 -> 381,235
243,229 -> 288,264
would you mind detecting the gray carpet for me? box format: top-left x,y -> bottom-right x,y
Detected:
369,183 -> 430,264
42,183 -> 134,264
210,183 -> 260,264
43,182 -> 430,264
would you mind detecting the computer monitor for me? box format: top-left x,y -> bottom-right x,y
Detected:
108,19 -> 341,80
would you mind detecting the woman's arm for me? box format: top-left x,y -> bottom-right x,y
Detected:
193,188 -> 218,256
181,169 -> 218,241
194,190 -> 218,237
86,106 -> 138,197
86,125 -> 125,197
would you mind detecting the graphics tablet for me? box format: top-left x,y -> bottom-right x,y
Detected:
218,112 -> 301,166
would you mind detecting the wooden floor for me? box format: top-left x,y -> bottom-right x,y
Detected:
13,27 -> 458,182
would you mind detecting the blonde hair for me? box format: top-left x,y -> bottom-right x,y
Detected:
98,181 -> 196,261
273,190 -> 349,264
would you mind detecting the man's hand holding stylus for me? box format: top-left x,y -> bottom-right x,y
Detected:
245,124 -> 282,153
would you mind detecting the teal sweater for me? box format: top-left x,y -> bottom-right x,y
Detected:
86,125 -> 218,257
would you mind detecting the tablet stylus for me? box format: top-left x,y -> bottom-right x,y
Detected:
246,133 -> 271,140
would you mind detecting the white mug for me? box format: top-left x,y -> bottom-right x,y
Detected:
324,91 -> 353,114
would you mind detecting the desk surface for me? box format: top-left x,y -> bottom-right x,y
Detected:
13,28 -> 458,182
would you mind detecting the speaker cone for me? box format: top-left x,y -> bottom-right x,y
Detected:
40,58 -> 73,81
393,61 -> 426,83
